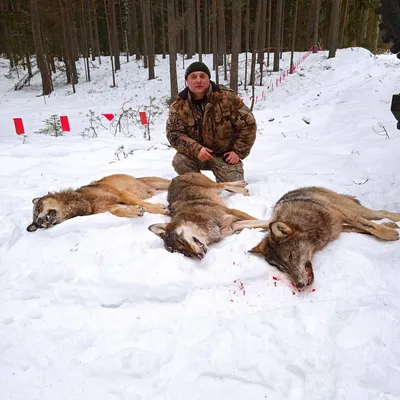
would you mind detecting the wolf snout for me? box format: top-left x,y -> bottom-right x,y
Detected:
293,262 -> 314,289
295,281 -> 306,289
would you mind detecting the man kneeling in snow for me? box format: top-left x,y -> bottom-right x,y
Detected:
166,61 -> 257,182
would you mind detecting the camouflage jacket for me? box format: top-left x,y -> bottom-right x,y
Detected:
166,82 -> 257,159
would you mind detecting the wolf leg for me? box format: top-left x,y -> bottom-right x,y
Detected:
109,205 -> 144,218
136,177 -> 171,190
351,204 -> 400,222
342,221 -> 399,234
232,219 -> 271,232
179,172 -> 249,196
343,214 -> 399,241
118,191 -> 169,215
227,207 -> 257,221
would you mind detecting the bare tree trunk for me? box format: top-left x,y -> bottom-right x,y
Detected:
244,0 -> 250,90
30,0 -> 52,95
274,0 -> 283,71
140,0 -> 148,68
290,0 -> 299,73
204,0 -> 210,54
186,0 -> 194,58
280,0 -> 285,59
230,0 -> 242,92
109,0 -> 120,70
358,7 -> 369,47
212,0 -> 218,83
161,0 -> 166,58
328,0 -> 341,58
131,0 -> 140,60
250,0 -> 261,84
257,0 -> 267,64
59,0 -> 78,90
313,0 -> 320,52
92,0 -> 101,62
86,0 -> 95,60
80,0 -> 91,81
258,0 -> 267,85
217,0 -> 226,67
196,0 -> 202,62
339,0 -> 349,47
168,0 -> 178,100
143,0 -> 155,79
104,0 -> 116,86
267,0 -> 272,66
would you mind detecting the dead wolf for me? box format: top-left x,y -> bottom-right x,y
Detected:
249,186 -> 400,289
148,172 -> 270,259
27,174 -> 170,232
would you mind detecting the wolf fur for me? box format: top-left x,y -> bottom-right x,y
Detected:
249,186 -> 400,289
27,174 -> 170,232
148,172 -> 270,259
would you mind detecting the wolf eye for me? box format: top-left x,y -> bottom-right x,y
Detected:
268,260 -> 287,272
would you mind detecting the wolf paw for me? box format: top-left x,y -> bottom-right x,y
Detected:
150,203 -> 169,215
136,206 -> 145,217
243,187 -> 250,196
161,205 -> 170,216
379,227 -> 399,241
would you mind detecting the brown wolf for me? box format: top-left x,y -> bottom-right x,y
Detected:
249,186 -> 400,289
27,174 -> 171,232
148,172 -> 270,259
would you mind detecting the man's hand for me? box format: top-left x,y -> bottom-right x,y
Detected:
198,147 -> 214,161
223,151 -> 240,164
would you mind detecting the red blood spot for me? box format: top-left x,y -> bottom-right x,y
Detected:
272,276 -> 279,281
292,291 -> 296,295
233,261 -> 236,265
312,289 -> 316,292
274,282 -> 277,287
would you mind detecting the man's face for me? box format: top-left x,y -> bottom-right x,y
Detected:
187,72 -> 210,99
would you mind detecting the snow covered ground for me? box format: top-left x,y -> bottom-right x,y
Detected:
1,48 -> 400,400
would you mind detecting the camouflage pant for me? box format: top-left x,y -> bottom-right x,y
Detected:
172,152 -> 244,182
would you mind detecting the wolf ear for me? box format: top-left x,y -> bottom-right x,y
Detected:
270,221 -> 293,241
32,197 -> 40,205
148,223 -> 167,238
248,239 -> 268,255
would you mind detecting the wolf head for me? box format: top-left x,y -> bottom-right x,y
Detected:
149,222 -> 208,260
26,195 -> 66,232
249,221 -> 314,289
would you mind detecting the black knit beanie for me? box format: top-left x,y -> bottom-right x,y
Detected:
185,62 -> 211,80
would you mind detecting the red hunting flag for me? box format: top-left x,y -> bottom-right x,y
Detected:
60,116 -> 70,132
102,113 -> 115,121
139,111 -> 148,125
13,118 -> 25,135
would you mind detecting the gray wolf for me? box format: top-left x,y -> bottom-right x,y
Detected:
27,174 -> 170,232
148,172 -> 270,259
166,60 -> 256,182
249,186 -> 400,289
